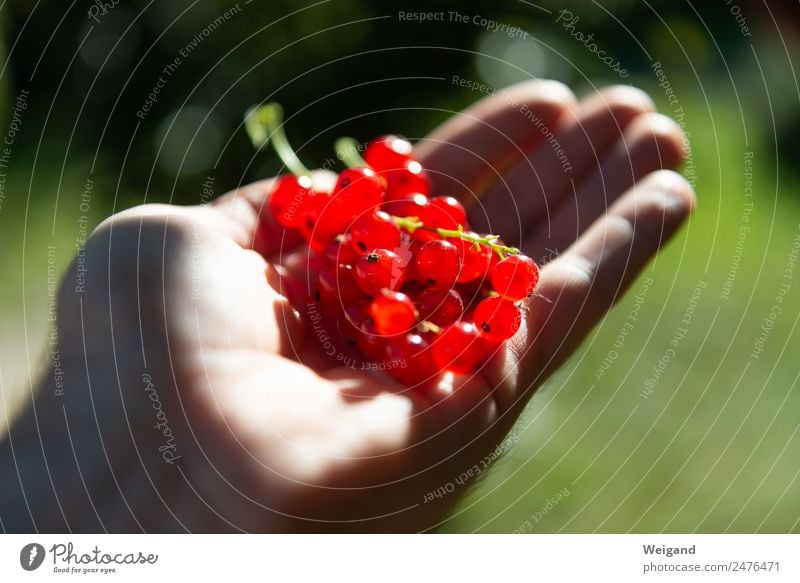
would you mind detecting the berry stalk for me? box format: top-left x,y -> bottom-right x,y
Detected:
244,102 -> 311,177
391,215 -> 520,259
417,320 -> 442,334
334,136 -> 366,168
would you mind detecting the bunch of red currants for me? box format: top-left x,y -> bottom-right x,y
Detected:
253,108 -> 539,387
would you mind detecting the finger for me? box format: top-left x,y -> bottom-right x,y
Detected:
416,80 -> 576,200
470,85 -> 655,240
517,170 -> 695,393
523,113 -> 686,261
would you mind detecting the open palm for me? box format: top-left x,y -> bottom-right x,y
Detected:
4,81 -> 693,533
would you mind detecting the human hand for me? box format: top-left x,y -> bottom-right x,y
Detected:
1,81 -> 693,532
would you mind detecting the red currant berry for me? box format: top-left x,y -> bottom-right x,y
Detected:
323,235 -> 359,266
399,278 -> 426,300
331,167 -> 386,207
299,192 -> 338,253
364,135 -> 414,171
316,264 -> 365,312
454,281 -> 485,311
382,192 -> 430,219
399,236 -> 423,271
338,301 -> 371,343
355,248 -> 407,296
414,239 -> 461,287
268,175 -> 313,229
473,296 -> 522,342
416,288 -> 464,326
491,255 -> 540,301
349,211 -> 401,253
383,160 -> 431,201
431,322 -> 486,375
355,319 -> 388,361
384,333 -> 437,386
426,196 -> 468,230
410,229 -> 440,243
324,168 -> 387,234
369,290 -> 418,336
448,236 -> 493,284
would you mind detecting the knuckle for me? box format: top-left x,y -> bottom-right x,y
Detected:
504,79 -> 578,111
624,112 -> 687,168
596,85 -> 656,115
642,170 -> 696,214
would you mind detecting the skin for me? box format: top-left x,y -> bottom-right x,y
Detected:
0,81 -> 694,532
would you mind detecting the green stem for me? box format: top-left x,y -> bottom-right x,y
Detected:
244,102 -> 310,177
391,215 -> 520,258
418,320 -> 441,334
334,136 -> 366,168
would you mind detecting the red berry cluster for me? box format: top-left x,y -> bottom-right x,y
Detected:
253,109 -> 540,386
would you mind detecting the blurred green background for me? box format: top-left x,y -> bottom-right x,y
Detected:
1,0 -> 799,532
